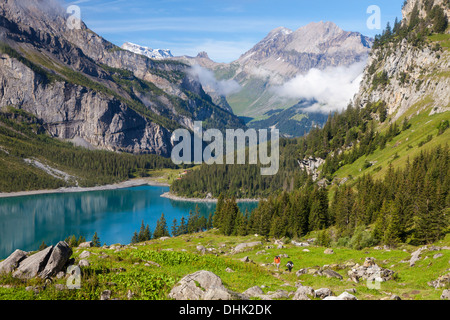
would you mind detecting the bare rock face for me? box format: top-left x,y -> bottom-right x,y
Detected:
352,0 -> 450,122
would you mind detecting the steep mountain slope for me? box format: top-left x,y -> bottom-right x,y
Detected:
0,0 -> 245,157
353,0 -> 449,121
334,0 -> 450,182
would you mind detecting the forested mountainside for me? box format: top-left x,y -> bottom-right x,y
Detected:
171,0 -> 450,245
0,0 -> 244,157
0,106 -> 178,192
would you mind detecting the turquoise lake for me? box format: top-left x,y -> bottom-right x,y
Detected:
0,185 -> 258,259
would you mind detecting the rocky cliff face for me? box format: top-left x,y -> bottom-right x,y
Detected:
0,0 -> 244,156
352,0 -> 450,121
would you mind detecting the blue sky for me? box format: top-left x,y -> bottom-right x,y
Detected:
65,0 -> 404,62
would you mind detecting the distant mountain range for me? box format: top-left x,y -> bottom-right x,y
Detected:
170,21 -> 373,137
121,42 -> 173,60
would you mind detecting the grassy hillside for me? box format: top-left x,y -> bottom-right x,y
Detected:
1,229 -> 449,300
332,107 -> 450,183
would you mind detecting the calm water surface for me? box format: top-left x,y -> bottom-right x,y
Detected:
0,185 -> 258,259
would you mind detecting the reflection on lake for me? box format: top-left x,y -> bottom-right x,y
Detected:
0,185 -> 258,259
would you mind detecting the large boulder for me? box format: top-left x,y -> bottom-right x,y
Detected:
314,288 -> 333,299
293,286 -> 315,299
322,269 -> 343,280
0,249 -> 28,274
12,246 -> 53,279
233,242 -> 262,253
39,241 -> 72,279
168,270 -> 243,300
243,286 -> 264,298
77,241 -> 93,248
441,289 -> 450,300
323,292 -> 357,300
409,246 -> 427,267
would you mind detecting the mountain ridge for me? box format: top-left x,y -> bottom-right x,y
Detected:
0,0 -> 245,157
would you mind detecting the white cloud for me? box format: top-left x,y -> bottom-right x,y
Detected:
275,61 -> 366,113
188,65 -> 241,96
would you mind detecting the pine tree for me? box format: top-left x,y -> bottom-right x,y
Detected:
92,232 -> 100,247
308,187 -> 329,231
153,213 -> 169,239
383,201 -> 402,247
39,241 -> 48,251
131,231 -> 138,244
137,220 -> 146,242
171,218 -> 179,237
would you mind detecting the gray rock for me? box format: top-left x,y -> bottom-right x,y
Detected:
322,269 -> 343,280
433,253 -> 443,259
168,270 -> 241,300
323,292 -> 357,300
291,240 -> 309,247
428,273 -> 450,288
336,292 -> 357,300
78,250 -> 92,259
13,246 -> 53,279
39,241 -> 72,278
292,292 -> 311,300
0,249 -> 28,274
78,259 -> 90,267
100,290 -> 112,300
233,242 -> 262,253
78,241 -> 93,248
263,290 -> 290,300
347,262 -> 395,283
296,268 -> 308,276
390,295 -> 401,300
410,247 -> 427,267
196,245 -> 206,254
294,286 -> 315,298
314,288 -> 333,299
441,289 -> 450,300
243,286 -> 264,298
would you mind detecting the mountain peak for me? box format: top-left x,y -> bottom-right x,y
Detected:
121,42 -> 173,60
268,26 -> 293,36
196,51 -> 210,59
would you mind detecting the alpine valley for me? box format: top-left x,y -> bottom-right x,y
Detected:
0,0 -> 449,304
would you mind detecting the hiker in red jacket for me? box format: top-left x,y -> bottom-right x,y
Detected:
274,256 -> 281,270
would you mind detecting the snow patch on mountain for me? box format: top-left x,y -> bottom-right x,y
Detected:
121,42 -> 173,60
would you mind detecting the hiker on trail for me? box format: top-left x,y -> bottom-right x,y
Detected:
274,256 -> 281,270
286,261 -> 294,273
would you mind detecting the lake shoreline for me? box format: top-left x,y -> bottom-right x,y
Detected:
0,178 -> 170,199
160,191 -> 261,203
